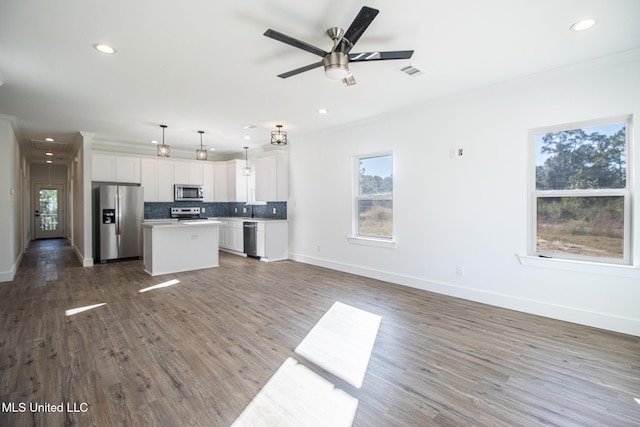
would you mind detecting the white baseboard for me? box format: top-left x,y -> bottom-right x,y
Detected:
0,251 -> 24,282
72,241 -> 94,267
289,252 -> 640,337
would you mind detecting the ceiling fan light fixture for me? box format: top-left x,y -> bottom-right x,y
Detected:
196,130 -> 207,161
324,52 -> 350,80
271,125 -> 288,146
342,73 -> 357,86
157,124 -> 170,157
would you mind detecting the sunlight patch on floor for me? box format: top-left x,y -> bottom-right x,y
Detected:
139,279 -> 180,293
295,301 -> 382,388
231,357 -> 358,427
232,301 -> 381,426
65,303 -> 106,316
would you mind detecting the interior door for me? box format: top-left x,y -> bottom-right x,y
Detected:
34,184 -> 65,239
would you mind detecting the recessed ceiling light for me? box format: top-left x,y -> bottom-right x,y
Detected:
46,160 -> 53,164
243,125 -> 257,130
570,18 -> 596,32
151,140 -> 158,144
318,108 -> 328,114
208,147 -> 216,151
45,137 -> 54,142
45,152 -> 53,156
94,43 -> 116,54
244,135 -> 251,140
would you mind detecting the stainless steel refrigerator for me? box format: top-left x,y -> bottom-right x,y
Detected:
97,185 -> 144,262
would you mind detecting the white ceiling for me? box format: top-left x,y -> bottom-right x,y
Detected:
1,0 -> 639,162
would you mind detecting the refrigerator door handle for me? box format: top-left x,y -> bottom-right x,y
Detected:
115,193 -> 121,235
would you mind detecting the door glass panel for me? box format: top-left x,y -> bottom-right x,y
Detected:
39,189 -> 59,231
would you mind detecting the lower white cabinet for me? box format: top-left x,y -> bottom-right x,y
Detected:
217,219 -> 288,261
256,221 -> 288,262
219,220 -> 244,253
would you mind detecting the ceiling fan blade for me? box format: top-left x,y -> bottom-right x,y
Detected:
337,6 -> 379,53
264,29 -> 328,57
277,61 -> 324,79
348,50 -> 414,62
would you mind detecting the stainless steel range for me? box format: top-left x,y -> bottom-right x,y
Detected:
170,207 -> 201,220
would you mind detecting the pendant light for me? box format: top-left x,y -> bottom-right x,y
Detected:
242,146 -> 251,176
196,130 -> 207,161
271,124 -> 287,146
157,125 -> 170,157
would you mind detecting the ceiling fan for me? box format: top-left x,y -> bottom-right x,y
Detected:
263,6 -> 414,86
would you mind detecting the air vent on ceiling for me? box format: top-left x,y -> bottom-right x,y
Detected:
399,64 -> 423,77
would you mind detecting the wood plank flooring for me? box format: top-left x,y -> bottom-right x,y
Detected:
1,239 -> 639,426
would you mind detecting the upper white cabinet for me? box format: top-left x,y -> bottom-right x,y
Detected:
213,162 -> 228,202
140,158 -> 175,202
92,153 -> 141,183
227,159 -> 248,202
157,161 -> 174,202
202,163 -> 214,202
255,151 -> 288,202
173,161 -> 203,185
140,158 -> 158,202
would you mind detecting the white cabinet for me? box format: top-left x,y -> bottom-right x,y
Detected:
174,161 -> 203,185
256,221 -> 288,262
219,220 -> 244,253
92,154 -> 115,182
140,158 -> 158,201
157,161 -> 174,202
202,163 -> 214,202
255,151 -> 288,202
213,162 -> 228,202
92,153 -> 141,183
227,159 -> 248,202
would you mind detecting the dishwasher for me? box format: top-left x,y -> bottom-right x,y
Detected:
243,221 -> 258,257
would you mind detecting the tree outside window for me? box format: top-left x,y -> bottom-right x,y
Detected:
531,117 -> 631,263
356,154 -> 393,239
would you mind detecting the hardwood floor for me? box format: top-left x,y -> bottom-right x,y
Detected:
1,239 -> 639,426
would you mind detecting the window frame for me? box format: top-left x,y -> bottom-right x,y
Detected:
349,152 -> 396,247
527,115 -> 633,265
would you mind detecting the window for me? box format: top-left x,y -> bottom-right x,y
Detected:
354,153 -> 393,240
529,116 -> 632,264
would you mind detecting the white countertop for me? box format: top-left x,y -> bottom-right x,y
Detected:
211,217 -> 288,223
142,219 -> 221,228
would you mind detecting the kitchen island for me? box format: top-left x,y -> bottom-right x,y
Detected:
142,220 -> 221,276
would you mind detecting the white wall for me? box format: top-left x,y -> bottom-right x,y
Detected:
288,51 -> 640,336
0,115 -> 24,281
69,132 -> 94,267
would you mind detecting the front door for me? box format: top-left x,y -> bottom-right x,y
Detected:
34,184 -> 65,239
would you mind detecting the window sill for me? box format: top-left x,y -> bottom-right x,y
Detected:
516,254 -> 640,278
347,236 -> 398,249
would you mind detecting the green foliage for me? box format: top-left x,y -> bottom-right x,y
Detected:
536,127 -> 626,190
360,168 -> 392,196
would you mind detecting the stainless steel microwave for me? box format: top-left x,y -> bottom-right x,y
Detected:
174,184 -> 203,202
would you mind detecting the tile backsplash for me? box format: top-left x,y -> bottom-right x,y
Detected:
144,201 -> 287,220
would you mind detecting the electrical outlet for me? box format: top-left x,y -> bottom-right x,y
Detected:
272,208 -> 277,214
234,208 -> 238,213
242,207 -> 247,213
201,207 -> 206,213
317,245 -> 321,252
456,265 -> 465,277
